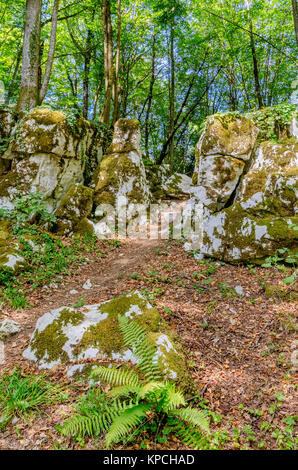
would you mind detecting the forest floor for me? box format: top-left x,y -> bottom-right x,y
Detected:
0,217 -> 297,450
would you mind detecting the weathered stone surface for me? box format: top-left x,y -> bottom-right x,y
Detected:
23,291 -> 193,392
0,239 -> 27,274
200,171 -> 298,264
94,119 -> 150,221
0,319 -> 21,341
198,114 -> 258,160
53,184 -> 94,235
193,155 -> 245,211
239,140 -> 298,200
0,108 -> 103,211
161,173 -> 192,200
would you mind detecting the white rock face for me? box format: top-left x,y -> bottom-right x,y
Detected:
22,291 -> 191,388
239,140 -> 298,200
190,111 -> 297,262
199,114 -> 258,160
0,319 -> 21,340
0,108 -> 102,211
161,173 -> 192,199
94,119 -> 151,225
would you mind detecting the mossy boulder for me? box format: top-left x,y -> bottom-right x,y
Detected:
52,184 -> 94,235
0,239 -> 27,274
94,119 -> 150,224
161,173 -> 192,200
199,113 -> 258,160
23,291 -> 194,393
193,155 -> 245,211
200,171 -> 298,264
192,113 -> 258,213
240,140 -> 298,200
0,108 -> 103,212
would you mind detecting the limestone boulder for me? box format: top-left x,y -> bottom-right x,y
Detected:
198,113 -> 258,160
0,238 -> 27,274
0,319 -> 21,341
23,291 -> 194,392
200,170 -> 298,264
239,140 -> 298,200
52,184 -> 94,235
192,114 -> 258,213
161,173 -> 192,200
0,108 -> 103,211
94,119 -> 150,221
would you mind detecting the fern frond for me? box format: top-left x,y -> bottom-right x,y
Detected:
105,403 -> 152,448
163,384 -> 186,410
118,315 -> 161,381
60,399 -> 138,438
109,385 -> 142,399
172,407 -> 210,433
174,423 -> 210,450
91,366 -> 140,387
60,410 -> 113,438
138,381 -> 164,399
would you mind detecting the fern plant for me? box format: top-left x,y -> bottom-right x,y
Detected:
60,314 -> 210,449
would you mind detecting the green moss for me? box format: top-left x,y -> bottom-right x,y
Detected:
77,294 -> 161,356
265,283 -> 298,302
29,308 -> 84,364
75,217 -> 94,235
53,184 -> 94,235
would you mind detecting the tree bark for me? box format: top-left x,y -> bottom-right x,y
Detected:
144,34 -> 156,159
168,16 -> 175,169
100,0 -> 114,125
245,0 -> 263,108
292,0 -> 298,47
112,0 -> 121,125
17,0 -> 42,113
39,0 -> 60,104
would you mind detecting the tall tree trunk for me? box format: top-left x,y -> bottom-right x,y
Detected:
112,0 -> 121,125
39,0 -> 59,104
83,29 -> 93,119
292,0 -> 298,47
17,0 -> 42,113
144,34 -> 156,159
245,0 -> 263,108
100,0 -> 114,125
168,16 -> 175,169
5,47 -> 22,104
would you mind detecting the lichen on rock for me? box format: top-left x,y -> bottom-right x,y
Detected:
52,184 -> 94,235
23,291 -> 194,392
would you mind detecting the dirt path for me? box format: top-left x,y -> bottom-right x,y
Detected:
0,213 -> 297,449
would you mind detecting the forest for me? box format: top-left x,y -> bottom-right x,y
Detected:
0,0 -> 297,454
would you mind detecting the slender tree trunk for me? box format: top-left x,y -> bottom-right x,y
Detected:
245,1 -> 263,108
83,29 -> 93,119
112,0 -> 121,125
5,47 -> 22,104
17,0 -> 42,113
144,34 -> 156,159
100,0 -> 114,125
292,0 -> 298,47
92,74 -> 104,120
168,17 -> 175,169
39,0 -> 59,104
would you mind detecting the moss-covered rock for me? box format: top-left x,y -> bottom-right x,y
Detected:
200,171 -> 298,264
239,140 -> 298,200
199,113 -> 258,160
23,291 -> 194,392
265,283 -> 298,302
52,184 -> 94,235
94,119 -> 150,224
0,107 -> 103,212
0,239 -> 27,274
